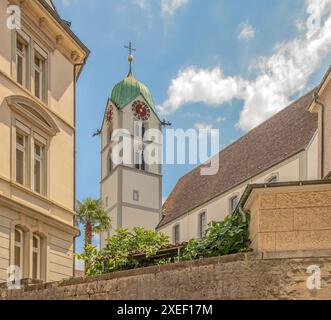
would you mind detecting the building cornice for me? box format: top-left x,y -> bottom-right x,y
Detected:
0,70 -> 75,131
0,175 -> 77,220
0,192 -> 79,236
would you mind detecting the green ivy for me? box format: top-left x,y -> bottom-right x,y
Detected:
181,211 -> 251,261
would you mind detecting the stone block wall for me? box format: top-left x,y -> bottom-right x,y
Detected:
245,183 -> 331,253
1,251 -> 331,300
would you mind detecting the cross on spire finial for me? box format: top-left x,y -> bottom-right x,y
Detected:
124,41 -> 136,76
124,41 -> 136,56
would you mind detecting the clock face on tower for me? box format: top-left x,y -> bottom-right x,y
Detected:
106,105 -> 114,125
132,100 -> 151,121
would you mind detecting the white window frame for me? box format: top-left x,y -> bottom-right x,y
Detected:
33,47 -> 47,101
14,227 -> 24,271
32,234 -> 41,280
15,130 -> 27,186
229,195 -> 239,213
16,35 -> 28,87
33,141 -> 45,195
173,224 -> 180,244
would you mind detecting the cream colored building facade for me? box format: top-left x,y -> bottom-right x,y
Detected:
0,0 -> 89,282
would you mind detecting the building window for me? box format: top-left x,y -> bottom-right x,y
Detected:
173,225 -> 180,244
16,132 -> 26,185
32,234 -> 41,280
267,174 -> 278,183
134,150 -> 145,171
34,53 -> 45,100
105,197 -> 109,208
133,190 -> 139,202
16,37 -> 27,87
230,195 -> 239,213
14,228 -> 24,271
34,143 -> 45,194
198,212 -> 207,238
108,151 -> 113,175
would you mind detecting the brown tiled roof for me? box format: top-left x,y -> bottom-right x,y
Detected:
158,91 -> 318,228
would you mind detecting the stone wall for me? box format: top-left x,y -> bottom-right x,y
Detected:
1,251 -> 331,300
245,182 -> 331,253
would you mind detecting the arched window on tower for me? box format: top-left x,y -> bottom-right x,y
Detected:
108,150 -> 113,175
135,149 -> 145,171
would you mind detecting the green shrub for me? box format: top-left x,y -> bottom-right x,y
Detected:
76,211 -> 251,276
181,211 -> 251,261
76,227 -> 170,276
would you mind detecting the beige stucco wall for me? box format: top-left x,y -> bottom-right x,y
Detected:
159,145 -> 319,243
245,183 -> 331,253
0,1 -> 87,283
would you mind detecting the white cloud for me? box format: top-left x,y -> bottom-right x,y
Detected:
238,21 -> 255,41
133,0 -> 148,10
158,0 -> 331,131
194,122 -> 213,130
161,0 -> 189,15
132,0 -> 190,15
157,67 -> 245,115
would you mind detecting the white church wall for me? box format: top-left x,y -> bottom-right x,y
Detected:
307,133 -> 319,180
122,169 -> 160,210
122,206 -> 160,231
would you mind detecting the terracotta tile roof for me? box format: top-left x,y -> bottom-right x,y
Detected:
158,91 -> 318,228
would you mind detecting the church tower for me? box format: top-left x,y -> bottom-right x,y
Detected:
100,45 -> 162,248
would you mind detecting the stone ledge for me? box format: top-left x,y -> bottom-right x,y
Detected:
262,249 -> 331,260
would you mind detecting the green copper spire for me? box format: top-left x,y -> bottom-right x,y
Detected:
110,43 -> 156,112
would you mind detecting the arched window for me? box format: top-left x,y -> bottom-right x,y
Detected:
198,212 -> 207,238
230,195 -> 239,213
14,228 -> 24,271
108,150 -> 113,175
32,234 -> 41,279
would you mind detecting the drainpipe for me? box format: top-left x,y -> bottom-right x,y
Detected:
313,91 -> 325,179
72,58 -> 87,277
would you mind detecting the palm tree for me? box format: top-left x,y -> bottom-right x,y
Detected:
76,198 -> 111,270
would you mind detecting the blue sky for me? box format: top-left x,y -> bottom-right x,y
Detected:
52,0 -> 331,257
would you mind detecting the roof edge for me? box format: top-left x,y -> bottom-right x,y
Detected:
38,0 -> 90,56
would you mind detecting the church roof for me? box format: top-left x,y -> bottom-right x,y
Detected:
110,70 -> 156,112
158,90 -> 318,228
